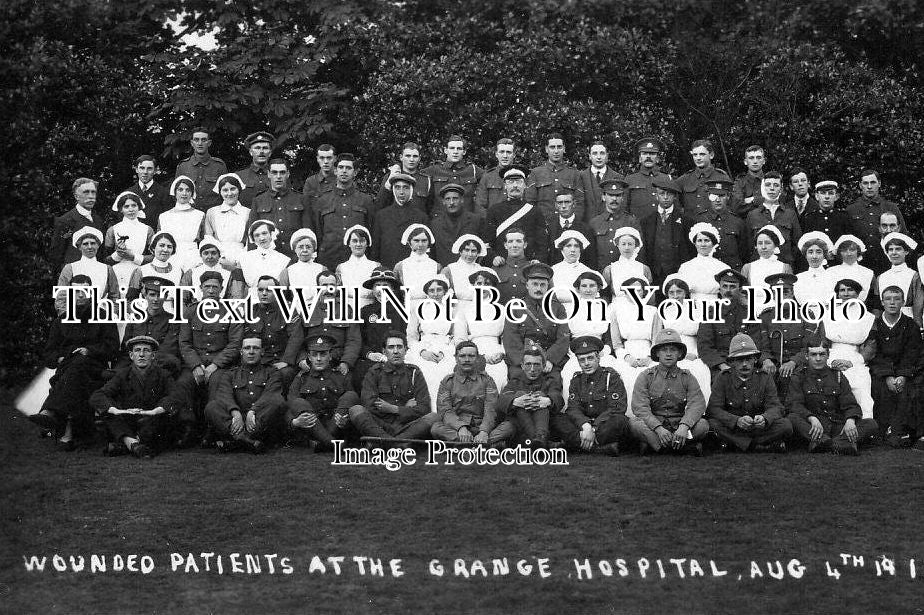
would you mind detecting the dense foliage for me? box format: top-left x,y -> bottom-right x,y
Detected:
3,0 -> 922,382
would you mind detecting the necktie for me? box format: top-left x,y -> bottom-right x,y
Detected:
596,171 -> 603,183
563,219 -> 571,230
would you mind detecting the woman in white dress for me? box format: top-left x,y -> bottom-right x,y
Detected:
794,231 -> 835,308
652,275 -> 711,401
203,173 -> 250,269
406,274 -> 456,412
393,223 -> 439,315
180,236 -> 233,300
126,231 -> 184,313
676,222 -> 726,303
559,271 -> 621,406
873,232 -> 924,326
454,267 -> 507,391
235,219 -> 291,296
824,278 -> 876,420
104,191 -> 154,296
826,235 -> 873,302
551,230 -> 592,306
336,225 -> 380,312
279,228 -> 324,303
56,227 -> 120,314
602,227 -> 652,301
610,276 -> 658,413
158,176 -> 205,272
441,233 -> 486,315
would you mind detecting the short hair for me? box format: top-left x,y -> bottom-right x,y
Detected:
316,269 -> 338,285
268,158 -> 289,168
446,134 -> 466,147
547,132 -> 564,144
763,171 -> 783,181
881,285 -> 905,300
502,226 -> 527,241
71,274 -> 93,285
382,330 -> 407,348
338,153 -> 356,163
789,167 -> 808,181
401,141 -> 420,153
880,212 -> 899,223
744,145 -> 764,155
496,138 -> 514,148
555,192 -> 575,201
859,168 -> 880,181
691,139 -> 714,153
190,126 -> 210,136
522,346 -> 546,362
317,143 -> 335,154
133,155 -> 155,166
454,340 -> 479,355
589,141 -> 607,150
72,177 -> 97,193
256,275 -> 279,286
805,335 -> 831,351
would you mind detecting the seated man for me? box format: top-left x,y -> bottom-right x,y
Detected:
349,330 -> 436,443
431,341 -> 510,446
630,329 -> 708,455
248,274 -> 304,389
90,335 -> 175,458
300,270 -> 361,381
31,274 -> 119,450
707,333 -> 793,453
551,336 -> 628,455
496,344 -> 564,449
788,337 -> 878,455
286,334 -> 359,451
205,336 -> 285,454
868,285 -> 923,446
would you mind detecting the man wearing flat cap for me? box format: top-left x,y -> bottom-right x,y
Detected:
371,172 -> 429,268
235,131 -> 275,207
119,276 -> 181,374
694,177 -> 749,270
698,268 -> 770,375
502,262 -> 571,379
313,153 -> 373,268
90,335 -> 177,458
205,336 -> 285,454
484,165 -> 550,264
497,343 -> 564,448
287,334 -> 360,451
249,157 -> 308,258
639,175 -> 694,288
626,137 -> 671,220
630,328 -> 709,455
676,139 -> 729,217
375,141 -> 432,215
524,132 -> 586,220
551,336 -> 628,454
588,176 -> 641,269
707,333 -> 793,453
176,126 -> 227,211
429,182 -> 485,267
422,134 -> 483,216
52,177 -> 105,267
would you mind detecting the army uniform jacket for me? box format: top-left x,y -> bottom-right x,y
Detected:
745,203 -> 802,265
760,309 -> 823,368
707,370 -> 783,428
524,161 -> 586,220
567,366 -> 627,427
497,372 -> 564,415
436,370 -> 499,433
422,160 -> 483,216
312,185 -> 373,268
212,364 -> 284,415
626,167 -> 669,220
631,364 -> 706,431
287,367 -> 353,419
249,188 -> 310,254
176,153 -> 227,210
474,167 -> 508,213
484,198 -> 550,263
502,297 -> 570,368
374,170 -> 431,216
787,366 -> 861,424
235,163 -> 271,207
677,165 -> 728,217
121,310 -> 180,372
588,209 -> 642,269
694,208 -> 749,270
360,362 -> 430,420
247,303 -> 304,367
179,303 -> 244,369
698,300 -> 769,369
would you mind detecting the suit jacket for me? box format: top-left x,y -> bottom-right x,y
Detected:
52,207 -> 105,266
639,208 -> 693,285
579,166 -> 621,222
125,181 -> 172,224
783,194 -> 819,220
545,216 -> 596,268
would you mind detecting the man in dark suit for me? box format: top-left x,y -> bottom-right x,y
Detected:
579,141 -> 621,223
546,192 -> 595,268
639,176 -> 693,288
126,155 -> 172,222
783,167 -> 818,220
52,177 -> 106,267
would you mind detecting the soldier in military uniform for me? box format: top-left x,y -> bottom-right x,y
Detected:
204,337 -> 285,454
175,127 -> 228,211
248,158 -> 309,257
422,135 -> 483,217
234,131 -> 274,207
551,336 -> 628,455
694,178 -> 749,270
760,272 -> 823,403
90,335 -> 176,458
496,344 -> 564,448
370,173 -> 429,268
118,276 -> 181,374
706,333 -> 793,453
588,177 -> 641,269
676,139 -> 729,217
524,133 -> 586,220
492,227 -> 533,303
846,169 -> 908,256
429,183 -> 484,267
801,180 -> 850,243
626,136 -> 670,220
431,341 -> 510,445
730,145 -> 766,217
484,166 -> 550,264
698,269 -> 770,376
125,155 -> 171,223
298,270 -> 361,380
502,263 -> 570,379
247,275 -> 304,389
354,269 -> 407,388
302,143 -> 337,212
788,337 -> 879,455
629,329 -> 709,455
475,138 -> 516,212
349,330 -> 437,442
173,270 -> 244,446
744,172 -> 802,266
375,142 -> 432,215
287,334 -> 361,451
312,153 -> 373,268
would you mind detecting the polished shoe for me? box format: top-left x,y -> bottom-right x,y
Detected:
832,441 -> 859,456
808,437 -> 832,453
129,442 -> 155,459
29,410 -> 61,434
754,441 -> 786,454
102,442 -> 128,457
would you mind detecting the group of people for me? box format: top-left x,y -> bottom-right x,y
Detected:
35,128 -> 924,457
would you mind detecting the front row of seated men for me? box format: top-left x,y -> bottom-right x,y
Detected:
30,279 -> 877,458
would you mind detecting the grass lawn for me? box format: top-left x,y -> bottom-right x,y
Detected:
2,397 -> 923,614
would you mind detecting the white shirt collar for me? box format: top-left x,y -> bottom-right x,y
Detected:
76,204 -> 93,220
139,180 -> 152,191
